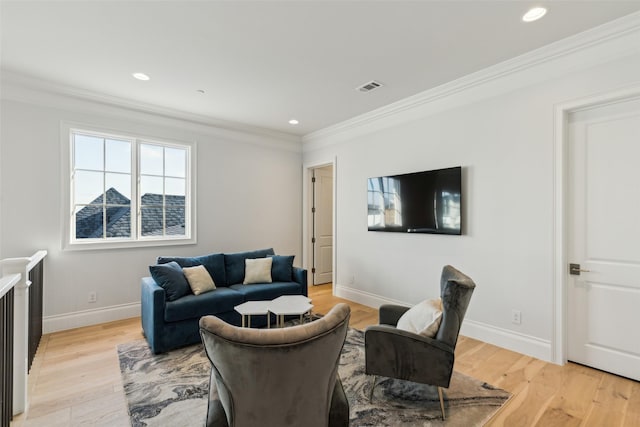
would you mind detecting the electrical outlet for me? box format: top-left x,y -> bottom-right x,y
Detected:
349,275 -> 355,284
88,291 -> 97,303
511,309 -> 521,325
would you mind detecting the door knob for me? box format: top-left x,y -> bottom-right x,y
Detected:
569,263 -> 590,275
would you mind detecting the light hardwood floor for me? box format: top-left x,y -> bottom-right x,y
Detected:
11,283 -> 640,426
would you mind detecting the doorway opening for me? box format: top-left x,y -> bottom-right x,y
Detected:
304,162 -> 335,287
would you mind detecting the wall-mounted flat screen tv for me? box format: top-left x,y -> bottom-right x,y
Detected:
367,166 -> 462,235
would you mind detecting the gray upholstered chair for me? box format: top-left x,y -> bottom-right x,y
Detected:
364,265 -> 476,420
199,303 -> 351,427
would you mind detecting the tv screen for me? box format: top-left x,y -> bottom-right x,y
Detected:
367,166 -> 462,235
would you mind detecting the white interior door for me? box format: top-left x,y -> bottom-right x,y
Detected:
313,166 -> 333,285
567,97 -> 640,381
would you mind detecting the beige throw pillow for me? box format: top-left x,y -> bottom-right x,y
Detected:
183,265 -> 216,295
396,298 -> 443,338
243,258 -> 273,284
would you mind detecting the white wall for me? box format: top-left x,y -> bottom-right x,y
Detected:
0,99 -> 3,261
0,85 -> 303,332
303,19 -> 640,361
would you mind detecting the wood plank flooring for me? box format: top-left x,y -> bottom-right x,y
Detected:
10,283 -> 640,426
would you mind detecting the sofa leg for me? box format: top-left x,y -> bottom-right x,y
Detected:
369,375 -> 377,402
438,386 -> 445,420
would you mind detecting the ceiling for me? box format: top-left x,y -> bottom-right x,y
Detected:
2,1 -> 640,137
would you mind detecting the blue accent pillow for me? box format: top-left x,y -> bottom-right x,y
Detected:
268,255 -> 295,282
149,261 -> 190,301
157,253 -> 227,286
224,248 -> 275,285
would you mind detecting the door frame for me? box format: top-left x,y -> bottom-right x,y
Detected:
552,83 -> 640,365
302,157 -> 337,290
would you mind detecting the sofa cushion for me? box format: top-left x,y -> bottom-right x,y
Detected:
164,287 -> 245,322
230,282 -> 302,301
149,261 -> 191,301
244,257 -> 273,284
268,255 -> 295,282
157,253 -> 227,286
224,248 -> 275,285
183,265 -> 216,295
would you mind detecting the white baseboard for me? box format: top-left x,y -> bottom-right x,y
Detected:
335,284 -> 553,362
460,319 -> 552,362
43,302 -> 140,334
335,284 -> 410,308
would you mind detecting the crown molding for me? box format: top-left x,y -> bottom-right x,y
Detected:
302,10 -> 640,151
1,70 -> 302,151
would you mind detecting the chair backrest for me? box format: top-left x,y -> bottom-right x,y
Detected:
199,303 -> 350,427
435,265 -> 476,348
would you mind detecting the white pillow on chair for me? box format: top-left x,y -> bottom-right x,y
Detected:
396,298 -> 443,338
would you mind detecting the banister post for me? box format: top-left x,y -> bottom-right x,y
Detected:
0,273 -> 21,426
1,258 -> 30,416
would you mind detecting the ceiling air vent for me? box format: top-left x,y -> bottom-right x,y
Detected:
356,80 -> 384,92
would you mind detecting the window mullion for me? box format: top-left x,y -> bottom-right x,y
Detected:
133,139 -> 140,240
162,147 -> 166,237
103,138 -> 107,239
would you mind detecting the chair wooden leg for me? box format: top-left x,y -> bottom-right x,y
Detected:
438,386 -> 445,420
369,375 -> 377,402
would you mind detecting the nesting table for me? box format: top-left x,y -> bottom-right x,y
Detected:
234,295 -> 313,328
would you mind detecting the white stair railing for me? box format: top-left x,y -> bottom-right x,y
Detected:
0,250 -> 47,422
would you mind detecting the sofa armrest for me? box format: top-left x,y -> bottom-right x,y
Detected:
379,304 -> 410,326
364,324 -> 455,387
141,276 -> 166,353
292,267 -> 308,297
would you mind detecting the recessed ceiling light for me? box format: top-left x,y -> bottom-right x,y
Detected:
522,7 -> 547,22
132,72 -> 150,81
288,119 -> 299,125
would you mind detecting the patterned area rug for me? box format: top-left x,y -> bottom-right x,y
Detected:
118,328 -> 510,427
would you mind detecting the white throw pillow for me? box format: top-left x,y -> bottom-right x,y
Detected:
243,257 -> 273,284
396,298 -> 443,338
183,265 -> 216,295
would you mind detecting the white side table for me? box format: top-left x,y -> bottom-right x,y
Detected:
269,295 -> 313,327
234,300 -> 272,328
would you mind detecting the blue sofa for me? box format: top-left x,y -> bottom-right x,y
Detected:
141,248 -> 308,354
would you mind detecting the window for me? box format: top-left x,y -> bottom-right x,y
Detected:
139,143 -> 187,237
67,127 -> 194,249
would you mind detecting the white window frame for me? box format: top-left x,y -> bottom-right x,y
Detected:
61,122 -> 197,251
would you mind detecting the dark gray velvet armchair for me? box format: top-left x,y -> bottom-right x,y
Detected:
364,265 -> 476,420
199,303 -> 351,427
